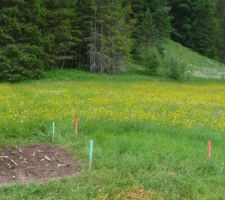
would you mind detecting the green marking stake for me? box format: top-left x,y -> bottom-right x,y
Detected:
89,140 -> 93,170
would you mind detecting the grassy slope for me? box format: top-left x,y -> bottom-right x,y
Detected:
0,71 -> 225,200
163,40 -> 225,79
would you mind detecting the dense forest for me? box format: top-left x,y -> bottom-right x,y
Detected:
0,0 -> 224,81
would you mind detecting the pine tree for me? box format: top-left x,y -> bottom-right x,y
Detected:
0,0 -> 174,81
130,0 -> 171,75
216,0 -> 225,63
170,0 -> 195,45
170,0 -> 217,58
76,0 -> 96,70
43,0 -> 81,69
131,0 -> 171,40
77,0 -> 131,73
0,0 -> 45,82
135,8 -> 157,47
191,0 -> 217,58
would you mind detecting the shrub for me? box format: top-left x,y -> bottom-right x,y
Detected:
159,57 -> 187,80
135,46 -> 162,76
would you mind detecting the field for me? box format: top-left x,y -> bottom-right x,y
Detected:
0,70 -> 225,199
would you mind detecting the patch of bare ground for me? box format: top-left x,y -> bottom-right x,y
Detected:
0,143 -> 81,186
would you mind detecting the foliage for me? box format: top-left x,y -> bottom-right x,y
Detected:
0,45 -> 44,82
136,46 -> 162,76
1,0 -> 225,81
43,0 -> 81,69
160,57 -> 187,80
76,0 -> 132,73
131,0 -> 171,71
191,0 -> 217,58
170,0 -> 219,60
216,0 -> 225,63
0,0 -> 45,82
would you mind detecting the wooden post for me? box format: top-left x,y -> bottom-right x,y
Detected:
208,140 -> 211,160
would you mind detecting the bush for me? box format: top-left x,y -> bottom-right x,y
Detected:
135,46 -> 162,75
0,45 -> 44,82
159,58 -> 187,80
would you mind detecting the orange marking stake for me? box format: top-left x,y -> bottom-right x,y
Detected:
74,113 -> 78,134
208,140 -> 211,160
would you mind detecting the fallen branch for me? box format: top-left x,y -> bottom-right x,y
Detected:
10,159 -> 18,166
0,156 -> 9,159
44,156 -> 51,162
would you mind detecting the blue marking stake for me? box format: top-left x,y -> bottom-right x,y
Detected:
89,140 -> 93,170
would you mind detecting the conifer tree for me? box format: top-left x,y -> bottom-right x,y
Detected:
191,0 -> 217,58
170,0 -> 195,45
170,0 -> 217,58
77,0 -> 131,73
43,0 -> 81,69
131,0 -> 171,40
135,8 -> 157,47
0,0 -> 45,82
216,0 -> 225,63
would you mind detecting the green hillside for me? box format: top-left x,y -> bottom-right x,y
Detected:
163,40 -> 225,79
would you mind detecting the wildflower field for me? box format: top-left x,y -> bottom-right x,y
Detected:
0,70 -> 225,199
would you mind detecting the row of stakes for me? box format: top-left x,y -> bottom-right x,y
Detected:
51,114 -> 213,170
52,114 -> 93,170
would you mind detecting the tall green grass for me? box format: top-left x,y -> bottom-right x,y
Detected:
163,40 -> 225,71
0,120 -> 224,199
0,71 -> 224,200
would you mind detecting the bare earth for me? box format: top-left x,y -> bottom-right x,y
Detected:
0,144 -> 81,186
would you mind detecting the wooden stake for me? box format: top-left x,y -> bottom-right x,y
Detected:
208,140 -> 211,160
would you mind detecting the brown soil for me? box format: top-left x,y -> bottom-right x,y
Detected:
0,143 -> 81,186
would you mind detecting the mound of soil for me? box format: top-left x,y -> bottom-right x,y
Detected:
0,144 -> 81,186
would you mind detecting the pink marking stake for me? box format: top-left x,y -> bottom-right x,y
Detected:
208,140 -> 211,160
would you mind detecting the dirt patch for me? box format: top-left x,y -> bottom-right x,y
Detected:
0,143 -> 81,186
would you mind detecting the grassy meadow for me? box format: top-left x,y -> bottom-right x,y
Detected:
163,40 -> 225,71
163,40 -> 225,79
0,70 -> 225,199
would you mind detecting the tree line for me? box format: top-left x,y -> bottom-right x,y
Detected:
0,0 -> 224,81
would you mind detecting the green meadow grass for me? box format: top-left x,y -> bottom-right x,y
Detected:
163,40 -> 225,71
163,40 -> 225,79
0,71 -> 225,200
